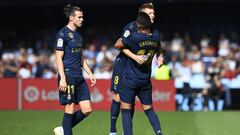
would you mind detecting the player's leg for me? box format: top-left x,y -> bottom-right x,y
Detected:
109,69 -> 122,135
142,104 -> 162,135
54,106 -> 89,135
119,84 -> 135,135
121,102 -> 133,135
55,76 -> 75,135
131,100 -> 135,119
73,80 -> 92,127
53,104 -> 74,135
110,92 -> 121,135
138,85 -> 162,135
72,109 -> 89,127
78,99 -> 92,117
62,103 -> 75,135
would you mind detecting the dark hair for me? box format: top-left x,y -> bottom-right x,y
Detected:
157,47 -> 165,58
64,4 -> 82,19
136,12 -> 152,29
139,2 -> 154,12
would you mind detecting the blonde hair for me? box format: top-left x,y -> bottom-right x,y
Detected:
139,2 -> 154,12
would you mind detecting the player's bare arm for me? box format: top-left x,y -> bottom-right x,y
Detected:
55,50 -> 67,92
157,53 -> 164,68
156,48 -> 165,68
114,38 -> 146,64
82,56 -> 96,86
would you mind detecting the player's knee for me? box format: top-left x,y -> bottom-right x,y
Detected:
113,93 -> 120,102
142,104 -> 152,110
64,104 -> 75,114
121,102 -> 132,109
82,107 -> 92,116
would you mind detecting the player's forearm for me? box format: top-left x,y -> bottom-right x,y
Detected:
122,49 -> 137,60
56,60 -> 66,79
82,59 -> 93,76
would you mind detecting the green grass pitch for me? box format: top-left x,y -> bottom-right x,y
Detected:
0,111 -> 240,135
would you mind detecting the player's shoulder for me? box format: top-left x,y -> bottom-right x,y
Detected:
122,21 -> 137,38
56,26 -> 70,38
123,21 -> 137,32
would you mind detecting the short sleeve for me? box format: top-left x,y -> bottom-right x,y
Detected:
121,22 -> 134,38
121,35 -> 133,49
55,32 -> 65,51
121,28 -> 131,39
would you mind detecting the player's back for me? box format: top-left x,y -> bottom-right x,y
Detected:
122,29 -> 161,85
115,21 -> 138,61
55,26 -> 84,78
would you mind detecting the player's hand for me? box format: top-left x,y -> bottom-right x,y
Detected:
157,54 -> 164,68
133,55 -> 147,65
89,74 -> 96,87
59,78 -> 67,92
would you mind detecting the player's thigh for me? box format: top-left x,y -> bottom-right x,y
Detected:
121,101 -> 132,109
138,84 -> 153,107
112,92 -> 120,102
110,64 -> 123,94
79,100 -> 92,114
75,79 -> 91,103
141,104 -> 153,110
58,75 -> 76,105
119,82 -> 136,106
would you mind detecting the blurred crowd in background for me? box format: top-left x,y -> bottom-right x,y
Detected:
1,29 -> 240,81
1,28 -> 240,111
1,2 -> 240,110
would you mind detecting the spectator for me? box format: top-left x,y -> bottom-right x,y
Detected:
84,44 -> 97,71
94,44 -> 113,79
2,52 -> 18,77
170,32 -> 184,59
18,63 -> 32,79
0,60 -> 4,78
218,33 -> 230,57
202,58 -> 223,111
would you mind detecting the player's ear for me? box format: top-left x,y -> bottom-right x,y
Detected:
69,15 -> 74,21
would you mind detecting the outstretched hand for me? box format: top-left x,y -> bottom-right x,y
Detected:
133,55 -> 147,65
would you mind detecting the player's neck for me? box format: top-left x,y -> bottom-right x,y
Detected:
67,23 -> 77,31
139,28 -> 151,35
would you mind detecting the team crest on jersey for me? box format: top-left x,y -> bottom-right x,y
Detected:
57,38 -> 63,47
123,30 -> 130,37
67,94 -> 71,100
68,32 -> 74,38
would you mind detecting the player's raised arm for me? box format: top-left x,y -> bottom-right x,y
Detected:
122,49 -> 147,65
